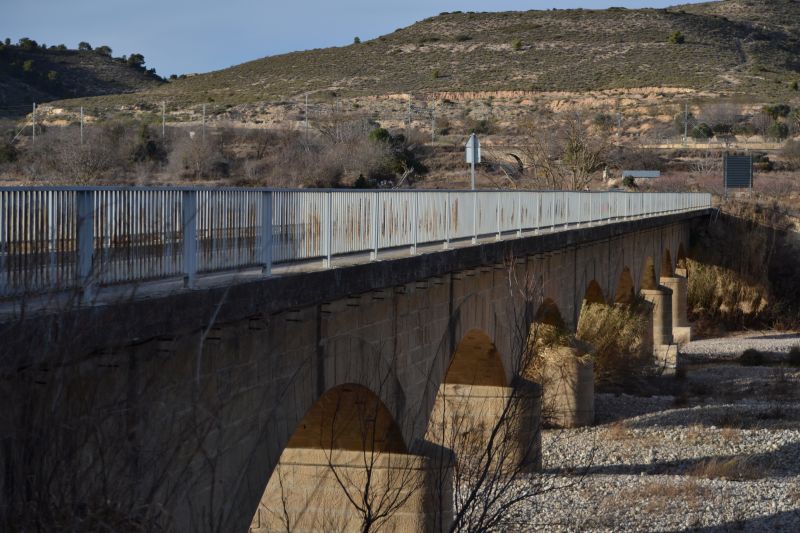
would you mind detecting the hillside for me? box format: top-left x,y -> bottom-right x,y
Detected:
0,39 -> 164,114
55,0 -> 800,109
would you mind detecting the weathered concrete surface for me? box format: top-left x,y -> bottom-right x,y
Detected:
0,211 -> 707,532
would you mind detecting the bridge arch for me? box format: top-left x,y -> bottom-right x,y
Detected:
443,329 -> 507,387
285,383 -> 407,452
661,249 -> 674,278
535,298 -> 567,330
614,266 -> 636,305
583,280 -> 606,306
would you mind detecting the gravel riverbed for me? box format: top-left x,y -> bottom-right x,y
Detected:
504,333 -> 800,532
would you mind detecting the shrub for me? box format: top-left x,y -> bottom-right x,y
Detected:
353,36 -> 361,44
431,69 -> 440,80
781,139 -> 800,170
78,41 -> 92,51
17,37 -> 38,50
791,81 -> 798,91
95,45 -> 112,56
454,34 -> 472,42
576,301 -> 650,386
739,348 -> 765,366
512,39 -> 522,51
0,142 -> 18,164
763,104 -> 791,119
690,123 -> 713,139
622,175 -> 637,189
667,31 -> 685,44
766,121 -> 788,140
788,346 -> 800,367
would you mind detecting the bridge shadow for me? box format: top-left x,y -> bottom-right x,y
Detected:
543,439 -> 800,478
666,510 -> 800,532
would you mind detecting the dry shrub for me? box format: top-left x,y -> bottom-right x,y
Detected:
689,200 -> 800,329
605,420 -> 634,441
609,479 -> 709,516
576,301 -> 650,386
686,456 -> 761,481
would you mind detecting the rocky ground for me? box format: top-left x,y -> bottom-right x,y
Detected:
508,332 -> 800,532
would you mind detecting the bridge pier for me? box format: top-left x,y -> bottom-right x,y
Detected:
641,258 -> 676,375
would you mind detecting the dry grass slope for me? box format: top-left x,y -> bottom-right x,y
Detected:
57,0 -> 800,109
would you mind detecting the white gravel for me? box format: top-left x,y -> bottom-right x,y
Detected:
681,331 -> 800,363
502,332 -> 800,532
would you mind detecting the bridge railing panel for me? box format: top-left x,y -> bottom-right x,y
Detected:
0,188 -> 712,298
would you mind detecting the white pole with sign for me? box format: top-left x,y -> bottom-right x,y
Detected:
466,133 -> 481,190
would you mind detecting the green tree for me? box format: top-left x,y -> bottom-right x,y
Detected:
18,37 -> 38,50
78,41 -> 92,51
127,53 -> 145,68
353,36 -> 361,44
667,31 -> 685,44
95,45 -> 112,56
21,60 -> 35,73
763,103 -> 791,120
674,111 -> 695,135
690,123 -> 713,139
767,121 -> 788,140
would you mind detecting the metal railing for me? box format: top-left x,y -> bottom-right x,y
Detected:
0,188 -> 711,298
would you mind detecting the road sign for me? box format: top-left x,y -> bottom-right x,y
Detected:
466,133 -> 481,190
465,133 -> 481,164
723,155 -> 753,191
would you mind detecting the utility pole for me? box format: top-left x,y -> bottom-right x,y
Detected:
202,103 -> 206,141
683,103 -> 689,144
305,93 -> 309,142
32,102 -> 36,146
80,106 -> 84,145
161,101 -> 166,138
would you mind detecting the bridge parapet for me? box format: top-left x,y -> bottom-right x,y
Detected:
0,187 -> 710,299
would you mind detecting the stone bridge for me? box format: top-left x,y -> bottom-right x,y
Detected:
0,188 -> 710,532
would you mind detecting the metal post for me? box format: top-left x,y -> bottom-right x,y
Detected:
261,190 -> 273,276
411,193 -> 418,255
443,191 -> 450,249
496,195 -> 501,241
76,190 -> 94,294
534,193 -> 541,234
371,191 -> 380,261
182,190 -> 197,287
551,193 -> 556,230
517,192 -> 523,237
472,192 -> 478,244
323,191 -> 332,268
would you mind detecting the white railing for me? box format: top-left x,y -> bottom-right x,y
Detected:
0,188 -> 711,298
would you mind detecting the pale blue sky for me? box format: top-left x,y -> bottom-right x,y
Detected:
2,1 -> 706,77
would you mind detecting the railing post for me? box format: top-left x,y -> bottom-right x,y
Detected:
76,190 -> 95,296
371,191 -> 380,260
323,191 -> 332,268
496,194 -> 502,241
443,192 -> 450,249
534,193 -> 541,234
411,192 -> 418,255
261,190 -> 273,276
516,192 -> 523,238
182,190 -> 197,288
472,192 -> 478,244
551,193 -> 556,230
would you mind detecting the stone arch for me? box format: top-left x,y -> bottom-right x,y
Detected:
640,257 -> 658,291
614,267 -> 636,305
286,383 -> 407,453
535,298 -> 566,330
251,384 -> 436,532
443,329 -> 507,387
583,280 -> 606,305
676,243 -> 688,271
661,249 -> 674,278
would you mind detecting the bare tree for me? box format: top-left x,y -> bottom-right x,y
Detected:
521,114 -> 608,190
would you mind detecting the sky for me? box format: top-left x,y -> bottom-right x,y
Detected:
2,0 -> 707,77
